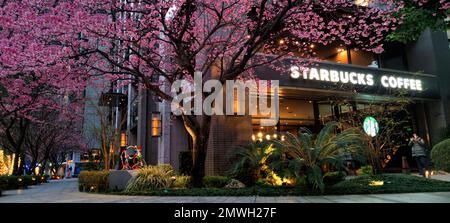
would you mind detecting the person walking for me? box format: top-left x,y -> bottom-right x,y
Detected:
408,133 -> 429,177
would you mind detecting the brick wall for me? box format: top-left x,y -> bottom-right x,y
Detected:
206,115 -> 253,176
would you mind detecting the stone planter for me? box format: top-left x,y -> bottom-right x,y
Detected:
108,170 -> 138,191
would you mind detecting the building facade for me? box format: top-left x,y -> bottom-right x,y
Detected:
86,28 -> 450,175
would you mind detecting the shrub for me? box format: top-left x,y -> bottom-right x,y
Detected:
125,164 -> 174,192
0,176 -> 26,189
431,139 -> 450,172
323,171 -> 346,186
327,174 -> 450,195
357,165 -> 374,176
173,176 -> 191,188
228,142 -> 275,186
22,175 -> 32,186
203,176 -> 231,188
178,151 -> 192,175
0,177 -> 7,190
158,163 -> 174,173
275,121 -> 367,193
255,179 -> 274,187
78,170 -> 110,192
293,176 -> 307,190
40,175 -> 50,183
23,175 -> 42,186
83,161 -> 101,171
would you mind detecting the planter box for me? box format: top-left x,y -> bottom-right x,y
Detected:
108,170 -> 137,191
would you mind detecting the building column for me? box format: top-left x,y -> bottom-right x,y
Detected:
158,100 -> 171,164
137,88 -> 148,158
406,29 -> 450,144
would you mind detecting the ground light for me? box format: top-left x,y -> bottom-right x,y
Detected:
369,180 -> 384,186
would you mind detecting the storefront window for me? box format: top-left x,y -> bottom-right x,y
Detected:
350,49 -> 378,67
318,103 -> 333,124
313,42 -> 349,64
356,103 -> 384,113
309,42 -> 378,67
251,99 -> 315,141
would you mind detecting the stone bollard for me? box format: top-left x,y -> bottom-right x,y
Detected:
402,156 -> 409,174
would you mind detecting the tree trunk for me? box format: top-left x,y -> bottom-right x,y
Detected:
29,159 -> 37,175
40,160 -> 47,175
103,144 -> 110,170
187,115 -> 212,187
12,150 -> 20,175
12,150 -> 25,176
17,152 -> 25,175
9,118 -> 29,176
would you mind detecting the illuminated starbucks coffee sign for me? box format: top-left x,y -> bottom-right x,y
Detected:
290,66 -> 423,91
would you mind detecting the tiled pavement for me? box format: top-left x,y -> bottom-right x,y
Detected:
1,177 -> 450,203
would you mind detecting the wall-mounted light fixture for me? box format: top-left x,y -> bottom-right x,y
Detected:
151,112 -> 162,137
120,132 -> 127,147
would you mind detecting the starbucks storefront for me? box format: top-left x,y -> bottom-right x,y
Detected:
248,59 -> 442,171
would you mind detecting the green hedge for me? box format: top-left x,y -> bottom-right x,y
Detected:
327,174 -> 450,195
25,176 -> 42,186
78,171 -> 110,192
0,175 -> 43,190
356,165 -> 374,176
431,139 -> 450,172
0,177 -> 7,195
203,176 -> 231,188
2,175 -> 49,189
323,171 -> 346,186
119,186 -> 309,196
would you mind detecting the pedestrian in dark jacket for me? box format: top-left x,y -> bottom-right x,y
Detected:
408,133 -> 428,176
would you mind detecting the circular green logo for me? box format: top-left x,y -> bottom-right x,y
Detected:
363,116 -> 379,137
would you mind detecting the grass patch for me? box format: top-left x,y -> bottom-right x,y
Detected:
326,174 -> 450,195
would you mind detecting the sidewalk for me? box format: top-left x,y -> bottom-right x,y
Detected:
1,178 -> 450,203
422,171 -> 450,182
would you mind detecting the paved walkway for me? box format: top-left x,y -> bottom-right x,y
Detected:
1,178 -> 450,203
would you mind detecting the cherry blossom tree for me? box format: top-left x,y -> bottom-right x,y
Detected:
0,0 -> 93,175
2,0 -> 446,185
23,103 -> 86,175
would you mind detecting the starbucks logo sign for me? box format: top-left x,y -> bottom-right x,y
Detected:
363,116 -> 379,137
